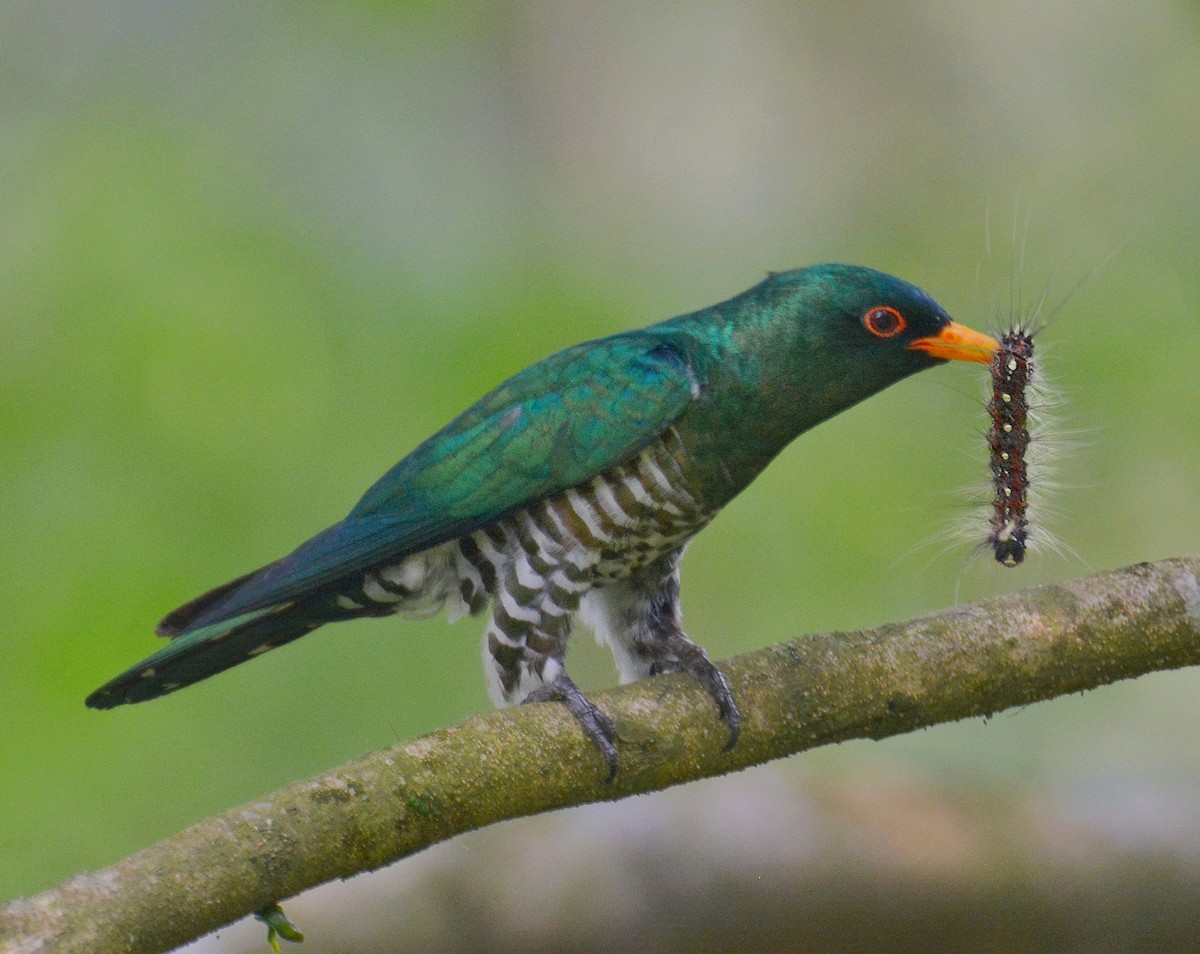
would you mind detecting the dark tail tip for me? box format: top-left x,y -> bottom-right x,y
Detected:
85,686 -> 124,710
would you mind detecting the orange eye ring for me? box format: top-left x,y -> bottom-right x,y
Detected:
863,305 -> 907,338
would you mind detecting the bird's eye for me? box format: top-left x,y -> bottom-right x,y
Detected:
863,305 -> 906,339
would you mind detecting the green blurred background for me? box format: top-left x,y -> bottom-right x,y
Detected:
3,2 -> 1200,950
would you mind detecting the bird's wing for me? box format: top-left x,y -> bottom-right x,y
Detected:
169,334 -> 698,633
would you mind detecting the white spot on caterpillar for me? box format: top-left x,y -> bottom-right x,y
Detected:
987,329 -> 1034,567
248,643 -> 275,657
336,595 -> 364,611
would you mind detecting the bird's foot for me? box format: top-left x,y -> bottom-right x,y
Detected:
655,630 -> 741,749
523,673 -> 620,781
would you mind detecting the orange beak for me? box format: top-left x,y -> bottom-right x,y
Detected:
908,321 -> 999,364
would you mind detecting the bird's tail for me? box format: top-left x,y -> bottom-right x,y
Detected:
85,602 -> 322,709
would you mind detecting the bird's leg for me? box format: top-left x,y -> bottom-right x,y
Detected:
587,552 -> 741,749
648,627 -> 740,749
482,568 -> 621,779
522,673 -> 620,781
643,559 -> 734,744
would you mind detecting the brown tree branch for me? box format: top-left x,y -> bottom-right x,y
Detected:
5,556 -> 1200,953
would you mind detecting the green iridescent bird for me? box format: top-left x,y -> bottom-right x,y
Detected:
88,264 -> 997,776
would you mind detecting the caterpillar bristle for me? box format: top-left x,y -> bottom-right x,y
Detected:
987,329 -> 1035,567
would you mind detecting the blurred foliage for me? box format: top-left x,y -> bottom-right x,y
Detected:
2,4 -> 1199,941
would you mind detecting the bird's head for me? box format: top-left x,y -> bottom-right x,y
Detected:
752,265 -> 998,411
653,264 -> 1001,482
794,262 -> 995,370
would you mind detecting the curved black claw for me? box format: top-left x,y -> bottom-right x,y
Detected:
699,662 -> 741,750
660,630 -> 741,750
524,673 -> 620,781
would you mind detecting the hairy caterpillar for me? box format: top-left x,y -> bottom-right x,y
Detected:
987,330 -> 1034,566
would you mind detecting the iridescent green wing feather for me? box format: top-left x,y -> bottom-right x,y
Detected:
173,333 -> 698,632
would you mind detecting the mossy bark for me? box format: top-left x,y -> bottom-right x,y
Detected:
4,557 -> 1200,953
